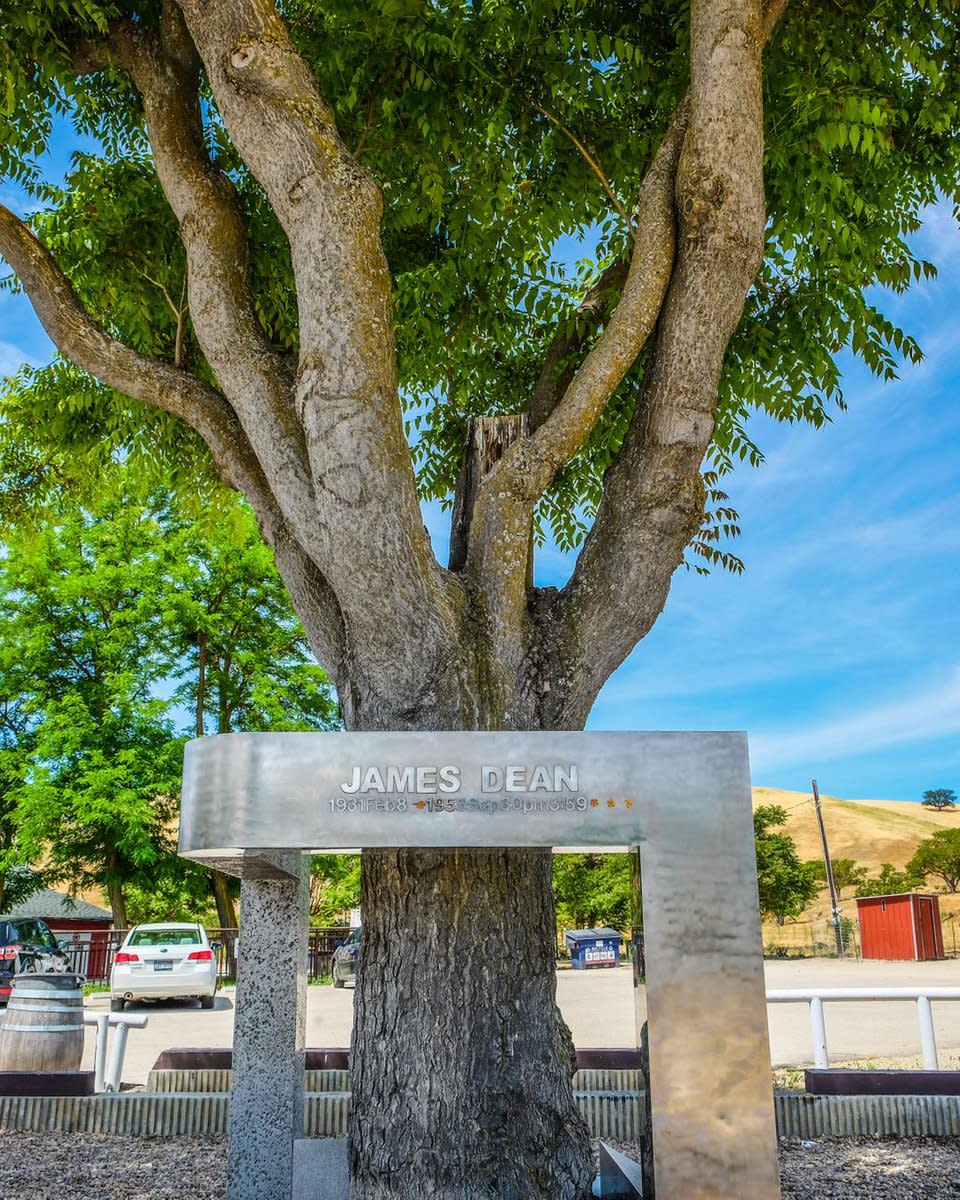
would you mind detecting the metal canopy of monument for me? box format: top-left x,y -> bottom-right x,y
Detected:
178,731 -> 781,1200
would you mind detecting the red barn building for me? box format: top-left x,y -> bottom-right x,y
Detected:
856,893 -> 945,961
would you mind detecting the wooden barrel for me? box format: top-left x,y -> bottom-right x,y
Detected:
0,973 -> 84,1071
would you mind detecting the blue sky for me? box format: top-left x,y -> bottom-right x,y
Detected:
422,206 -> 960,803
2,138 -> 958,803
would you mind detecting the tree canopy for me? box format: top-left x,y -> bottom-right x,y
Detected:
908,829 -> 960,894
805,855 -> 870,899
754,804 -> 819,924
2,2 -> 959,1196
922,788 -> 958,811
553,852 -> 632,934
854,862 -> 923,898
1,1 -> 956,583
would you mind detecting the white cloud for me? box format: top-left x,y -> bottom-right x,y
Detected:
0,339 -> 40,379
0,185 -> 27,216
914,201 -> 960,268
749,667 -> 960,773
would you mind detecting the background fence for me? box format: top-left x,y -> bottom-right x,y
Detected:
762,918 -> 861,959
57,926 -> 352,982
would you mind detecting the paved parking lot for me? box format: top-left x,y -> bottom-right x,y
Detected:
83,956 -> 960,1086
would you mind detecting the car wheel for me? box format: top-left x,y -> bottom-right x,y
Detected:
333,964 -> 344,989
200,994 -> 215,1010
110,997 -> 125,1013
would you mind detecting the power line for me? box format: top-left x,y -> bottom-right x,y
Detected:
781,798 -> 815,813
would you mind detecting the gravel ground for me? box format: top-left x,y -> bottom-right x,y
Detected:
2,1132 -> 959,1198
777,1138 -> 960,1199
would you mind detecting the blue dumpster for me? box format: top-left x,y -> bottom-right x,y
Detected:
564,928 -> 622,969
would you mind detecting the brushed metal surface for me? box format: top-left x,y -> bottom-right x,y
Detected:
638,760 -> 782,1200
179,730 -> 747,858
178,729 -> 780,1198
598,1140 -> 645,1196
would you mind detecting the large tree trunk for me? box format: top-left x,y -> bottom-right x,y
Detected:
105,876 -> 127,931
352,847 -> 592,1200
211,868 -> 239,931
340,411 -> 594,1196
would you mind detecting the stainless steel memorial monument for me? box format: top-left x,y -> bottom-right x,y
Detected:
180,730 -> 781,1199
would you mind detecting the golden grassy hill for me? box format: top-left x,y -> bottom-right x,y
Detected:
753,787 -> 960,946
752,786 -> 960,872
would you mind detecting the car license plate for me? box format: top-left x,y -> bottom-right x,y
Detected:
153,960 -> 174,971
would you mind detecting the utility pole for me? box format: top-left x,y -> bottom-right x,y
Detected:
812,779 -> 845,958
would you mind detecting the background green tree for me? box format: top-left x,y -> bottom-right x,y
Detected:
854,863 -> 924,898
0,672 -> 44,913
754,805 -> 820,924
907,830 -> 960,894
0,469 -> 338,927
922,788 -> 957,811
552,853 -> 632,935
804,856 -> 870,899
166,503 -> 340,928
0,484 -> 184,926
309,855 -> 361,926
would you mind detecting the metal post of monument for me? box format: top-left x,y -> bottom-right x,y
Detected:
630,847 -> 655,1198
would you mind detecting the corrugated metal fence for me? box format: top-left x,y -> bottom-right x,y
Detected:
2,1088 -> 960,1141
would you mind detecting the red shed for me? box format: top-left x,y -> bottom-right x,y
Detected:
856,893 -> 945,961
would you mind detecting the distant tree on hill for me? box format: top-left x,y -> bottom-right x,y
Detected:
754,806 -> 819,925
922,788 -> 957,811
907,829 -> 960,893
854,863 -> 924,898
805,856 -> 869,898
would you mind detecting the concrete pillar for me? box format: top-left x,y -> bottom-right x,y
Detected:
228,854 -> 309,1200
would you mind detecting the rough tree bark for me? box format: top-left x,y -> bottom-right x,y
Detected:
0,0 -> 782,1195
104,854 -> 128,931
354,850 -> 586,1199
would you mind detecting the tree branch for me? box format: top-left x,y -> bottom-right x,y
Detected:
0,204 -> 231,483
528,259 -> 629,433
81,8 -> 330,575
173,0 -> 455,713
0,201 -> 346,675
534,105 -> 637,237
517,108 -> 686,495
458,109 -> 685,664
540,0 -> 772,725
522,0 -> 791,454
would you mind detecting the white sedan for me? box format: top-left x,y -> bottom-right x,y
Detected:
110,923 -> 219,1011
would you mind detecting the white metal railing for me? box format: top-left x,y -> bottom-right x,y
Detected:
767,987 -> 960,1070
83,1011 -> 148,1092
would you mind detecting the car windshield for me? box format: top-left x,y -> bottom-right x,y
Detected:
128,928 -> 202,947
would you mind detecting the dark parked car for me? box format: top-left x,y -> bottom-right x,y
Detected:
332,927 -> 360,988
0,918 -> 71,1004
